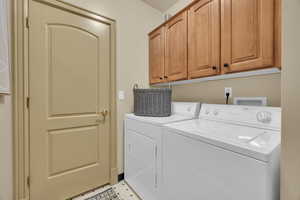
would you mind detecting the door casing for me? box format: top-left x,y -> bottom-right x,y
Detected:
12,0 -> 117,199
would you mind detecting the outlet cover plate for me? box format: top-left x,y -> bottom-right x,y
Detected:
224,87 -> 232,98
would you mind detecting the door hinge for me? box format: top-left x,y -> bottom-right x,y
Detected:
26,17 -> 29,28
26,97 -> 30,109
27,176 -> 30,188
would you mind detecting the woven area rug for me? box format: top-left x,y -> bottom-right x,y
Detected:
85,188 -> 120,200
72,181 -> 140,200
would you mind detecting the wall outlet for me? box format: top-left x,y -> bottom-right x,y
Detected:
224,87 -> 232,98
118,91 -> 125,100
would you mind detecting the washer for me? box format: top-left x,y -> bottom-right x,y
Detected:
162,104 -> 281,200
124,102 -> 201,200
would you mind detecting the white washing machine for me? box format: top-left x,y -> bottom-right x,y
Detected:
162,104 -> 281,200
124,102 -> 201,200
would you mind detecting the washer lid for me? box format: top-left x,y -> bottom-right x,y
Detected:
164,119 -> 280,162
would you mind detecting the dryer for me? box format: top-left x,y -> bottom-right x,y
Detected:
124,102 -> 201,200
162,104 -> 281,200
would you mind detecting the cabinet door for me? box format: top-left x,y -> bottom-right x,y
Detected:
165,12 -> 188,81
221,0 -> 274,73
274,0 -> 281,68
149,27 -> 165,84
188,0 -> 220,79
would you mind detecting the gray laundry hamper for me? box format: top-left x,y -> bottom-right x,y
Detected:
133,87 -> 172,117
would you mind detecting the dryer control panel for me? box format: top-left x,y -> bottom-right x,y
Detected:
172,102 -> 201,118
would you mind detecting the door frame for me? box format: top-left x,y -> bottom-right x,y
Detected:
12,0 -> 117,199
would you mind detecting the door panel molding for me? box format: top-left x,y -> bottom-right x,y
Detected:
13,0 -> 117,199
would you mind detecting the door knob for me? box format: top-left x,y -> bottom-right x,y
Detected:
101,109 -> 109,117
101,109 -> 109,122
96,109 -> 109,123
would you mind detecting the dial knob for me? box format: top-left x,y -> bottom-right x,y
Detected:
256,111 -> 272,124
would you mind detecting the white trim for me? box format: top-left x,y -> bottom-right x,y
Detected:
153,68 -> 281,87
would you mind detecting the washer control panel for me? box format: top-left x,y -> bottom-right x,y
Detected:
200,104 -> 281,130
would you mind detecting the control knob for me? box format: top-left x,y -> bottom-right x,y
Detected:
256,111 -> 272,124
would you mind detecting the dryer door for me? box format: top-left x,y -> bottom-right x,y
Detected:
125,129 -> 158,200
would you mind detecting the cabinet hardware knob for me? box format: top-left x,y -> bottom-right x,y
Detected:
159,77 -> 163,80
224,63 -> 230,68
164,76 -> 168,78
212,66 -> 217,70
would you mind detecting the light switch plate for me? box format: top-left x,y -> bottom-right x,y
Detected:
118,91 -> 125,100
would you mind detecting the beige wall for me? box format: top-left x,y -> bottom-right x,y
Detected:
164,0 -> 281,107
61,0 -> 163,174
172,74 -> 281,106
0,0 -> 13,199
281,0 -> 300,199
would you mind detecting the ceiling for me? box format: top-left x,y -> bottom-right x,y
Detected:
141,0 -> 179,12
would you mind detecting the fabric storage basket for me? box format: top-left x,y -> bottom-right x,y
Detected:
134,87 -> 172,117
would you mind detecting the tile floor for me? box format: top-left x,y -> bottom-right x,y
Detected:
73,181 -> 140,200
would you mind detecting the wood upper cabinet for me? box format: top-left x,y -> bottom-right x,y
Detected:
188,0 -> 220,79
165,11 -> 188,82
149,27 -> 165,84
148,0 -> 280,84
221,0 -> 274,73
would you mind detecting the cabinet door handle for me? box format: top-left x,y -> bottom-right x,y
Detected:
164,76 -> 168,78
224,63 -> 230,68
